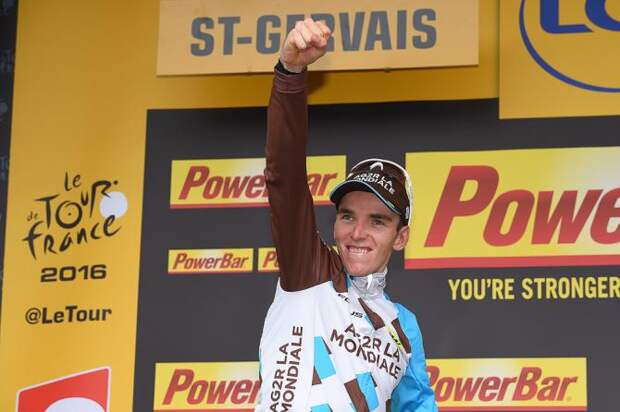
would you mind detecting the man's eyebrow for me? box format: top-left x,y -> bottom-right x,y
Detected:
337,207 -> 354,215
370,213 -> 393,221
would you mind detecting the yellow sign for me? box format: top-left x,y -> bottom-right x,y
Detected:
153,362 -> 260,411
158,0 -> 478,74
168,249 -> 254,274
405,147 -> 620,268
500,0 -> 620,118
153,358 -> 586,411
429,358 -> 587,410
0,170 -> 134,411
170,156 -> 345,208
257,247 -> 279,273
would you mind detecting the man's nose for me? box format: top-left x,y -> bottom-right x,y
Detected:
351,220 -> 368,240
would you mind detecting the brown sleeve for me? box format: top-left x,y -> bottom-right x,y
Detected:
265,69 -> 344,292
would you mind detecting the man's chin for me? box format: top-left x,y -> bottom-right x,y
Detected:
344,262 -> 372,277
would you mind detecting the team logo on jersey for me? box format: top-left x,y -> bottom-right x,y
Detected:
16,367 -> 110,412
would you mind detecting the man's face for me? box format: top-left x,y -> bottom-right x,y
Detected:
334,191 -> 409,276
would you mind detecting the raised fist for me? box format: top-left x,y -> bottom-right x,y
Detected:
280,18 -> 332,73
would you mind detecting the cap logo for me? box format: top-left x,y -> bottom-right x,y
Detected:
353,172 -> 395,195
369,161 -> 384,171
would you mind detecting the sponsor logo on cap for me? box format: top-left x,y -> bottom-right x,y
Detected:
169,249 -> 253,274
405,148 -> 620,268
170,156 -> 345,208
429,358 -> 587,410
16,367 -> 110,412
153,362 -> 259,411
352,172 -> 396,195
369,162 -> 383,171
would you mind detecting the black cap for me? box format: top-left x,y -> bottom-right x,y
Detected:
330,159 -> 412,226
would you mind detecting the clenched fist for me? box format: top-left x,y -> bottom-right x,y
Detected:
280,18 -> 332,73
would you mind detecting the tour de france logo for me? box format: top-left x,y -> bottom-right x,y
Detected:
23,172 -> 128,259
520,0 -> 620,92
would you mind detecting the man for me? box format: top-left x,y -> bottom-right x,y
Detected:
257,18 -> 437,412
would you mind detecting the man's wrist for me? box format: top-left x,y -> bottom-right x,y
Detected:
273,60 -> 308,93
276,59 -> 306,74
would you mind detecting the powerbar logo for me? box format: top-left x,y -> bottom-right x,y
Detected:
169,249 -> 253,274
170,156 -> 345,208
258,246 -> 337,273
153,362 -> 259,411
153,359 -> 586,411
405,147 -> 620,268
258,247 -> 278,272
430,358 -> 587,411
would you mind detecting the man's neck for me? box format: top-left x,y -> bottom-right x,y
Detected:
348,267 -> 387,299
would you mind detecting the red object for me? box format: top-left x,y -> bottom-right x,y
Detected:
17,367 -> 110,412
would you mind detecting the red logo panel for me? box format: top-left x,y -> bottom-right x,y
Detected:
17,367 -> 110,412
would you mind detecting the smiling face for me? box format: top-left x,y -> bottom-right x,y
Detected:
334,191 -> 409,276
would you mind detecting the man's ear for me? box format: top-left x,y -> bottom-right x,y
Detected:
393,225 -> 410,251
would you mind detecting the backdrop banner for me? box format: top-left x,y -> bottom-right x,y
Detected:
0,2 -> 494,410
133,100 -> 620,411
3,2 -> 620,411
158,0 -> 478,74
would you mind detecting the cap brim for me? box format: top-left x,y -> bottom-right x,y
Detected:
329,180 -> 401,217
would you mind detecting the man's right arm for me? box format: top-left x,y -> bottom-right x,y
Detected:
264,19 -> 341,292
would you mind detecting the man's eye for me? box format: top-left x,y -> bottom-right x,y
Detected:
372,219 -> 385,226
341,214 -> 352,221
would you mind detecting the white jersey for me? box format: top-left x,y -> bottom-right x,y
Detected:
258,276 -> 418,411
257,67 -> 437,412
